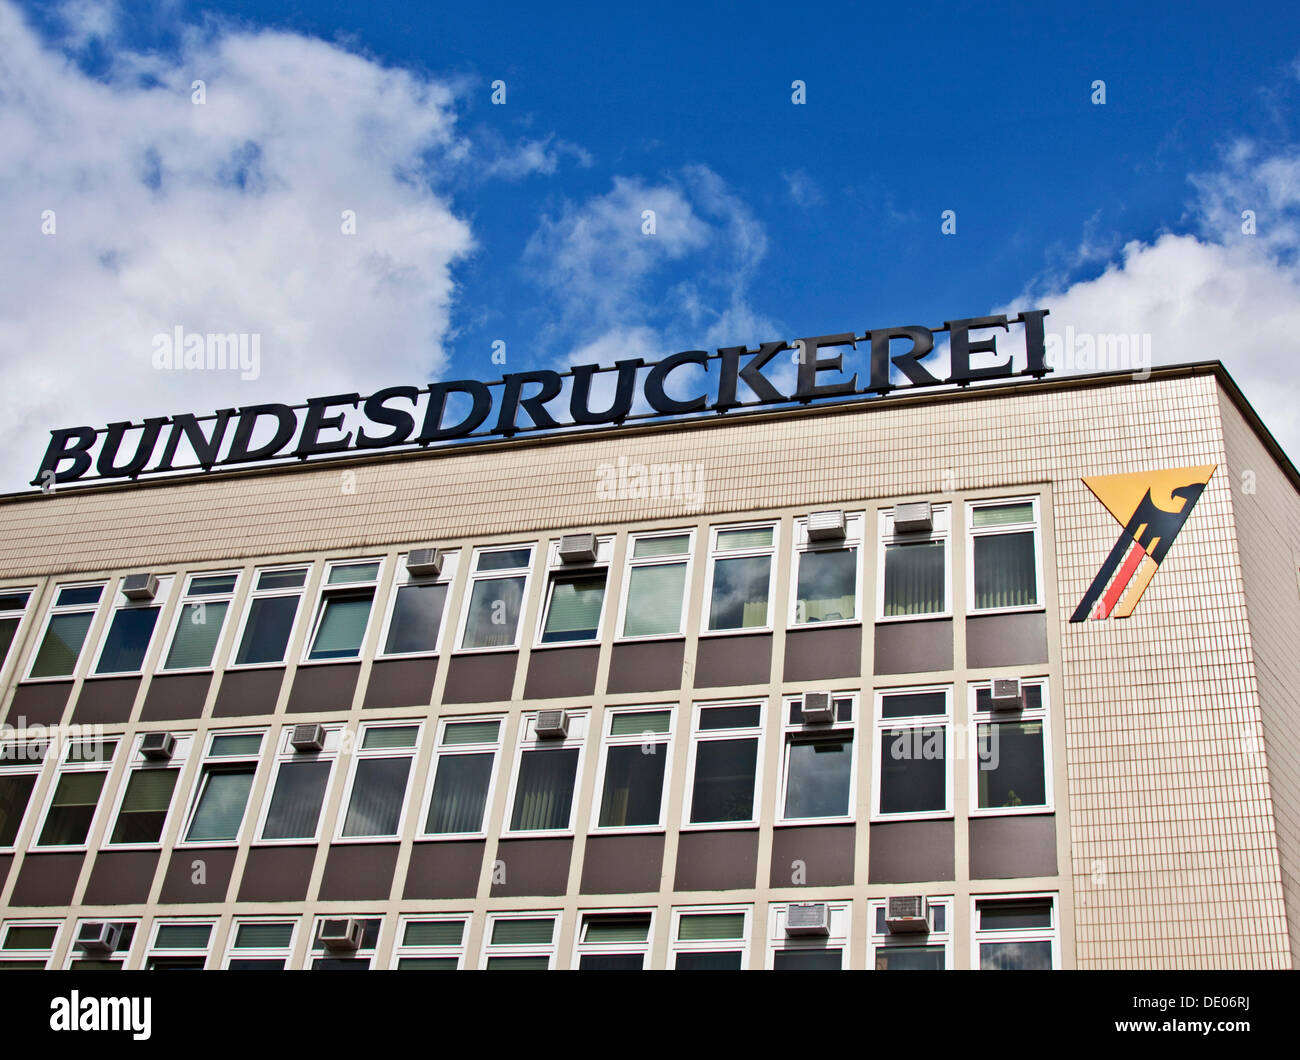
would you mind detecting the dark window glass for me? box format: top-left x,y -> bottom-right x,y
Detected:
0,592 -> 31,610
311,958 -> 369,970
306,591 -> 375,660
0,616 -> 20,669
883,540 -> 945,617
256,569 -> 306,591
784,737 -> 852,819
795,547 -> 856,622
875,945 -> 945,970
109,768 -> 178,844
0,960 -> 47,970
69,959 -> 123,971
881,691 -> 947,718
698,705 -> 760,730
973,531 -> 1037,609
29,612 -> 95,678
540,573 -> 606,643
978,900 -> 1052,930
707,555 -> 771,630
185,765 -> 255,841
396,957 -> 459,969
261,760 -> 332,840
384,583 -> 448,655
599,744 -> 667,827
227,958 -> 286,970
94,607 -> 160,673
773,949 -> 841,970
340,757 -> 411,837
462,577 -> 525,649
879,727 -> 946,815
485,956 -> 549,970
37,771 -> 108,845
578,954 -> 644,970
980,940 -> 1053,970
674,951 -> 743,970
235,595 -> 300,665
146,956 -> 205,970
509,748 -> 579,831
978,721 -> 1046,808
0,774 -> 37,845
426,753 -> 493,834
689,738 -> 757,823
476,549 -> 531,571
56,587 -> 102,607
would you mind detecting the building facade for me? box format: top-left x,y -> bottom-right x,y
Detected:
0,361 -> 1296,970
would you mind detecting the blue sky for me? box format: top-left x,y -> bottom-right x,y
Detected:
2,0 -> 1300,487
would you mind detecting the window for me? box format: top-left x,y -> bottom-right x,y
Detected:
537,537 -> 612,645
180,730 -> 264,844
0,921 -> 61,970
779,695 -> 856,823
869,898 -> 952,970
684,701 -> 764,827
89,575 -> 173,675
223,919 -> 298,970
0,589 -> 34,676
970,682 -> 1051,814
0,739 -> 48,850
145,920 -> 215,970
27,582 -> 105,679
575,910 -> 654,970
377,551 -> 458,657
973,895 -> 1058,970
767,902 -> 850,970
160,571 -> 239,671
34,738 -> 118,848
618,531 -> 692,639
391,916 -> 469,969
336,723 -> 420,839
65,920 -> 137,970
878,504 -> 951,619
592,706 -> 673,831
303,559 -> 383,662
458,545 -> 534,650
481,913 -> 558,970
704,523 -> 777,632
230,565 -> 309,667
422,717 -> 503,837
790,515 -> 861,625
669,906 -> 751,970
967,498 -> 1041,612
105,732 -> 192,846
873,687 -> 952,820
309,917 -> 382,970
257,725 -> 343,842
505,712 -> 588,835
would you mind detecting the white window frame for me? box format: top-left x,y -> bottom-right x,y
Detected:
766,901 -> 852,970
30,736 -> 120,851
789,513 -> 863,627
225,563 -> 312,670
62,917 -> 140,970
389,914 -> 471,969
24,581 -> 108,682
101,731 -> 194,849
871,685 -> 954,823
333,720 -> 422,842
777,693 -> 858,825
0,586 -> 37,684
455,543 -> 537,653
300,557 -> 385,665
176,728 -> 266,848
253,723 -> 346,845
572,907 -> 656,970
222,917 -> 300,970
0,737 -> 51,853
965,496 -> 1044,615
589,704 -> 676,834
156,570 -> 241,674
615,528 -> 695,641
700,520 -> 780,636
967,678 -> 1053,817
500,710 -> 590,838
876,503 -> 952,622
86,574 -> 175,678
480,911 -> 560,970
534,535 -> 614,648
867,896 -> 953,970
375,550 -> 460,659
668,905 -> 753,970
307,915 -> 383,970
970,892 -> 1059,970
0,919 -> 63,969
681,699 -> 767,831
418,714 -> 505,840
144,917 -> 217,969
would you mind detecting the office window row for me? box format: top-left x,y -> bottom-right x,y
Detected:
0,681 -> 1050,853
1,495 -> 1044,685
0,895 -> 1059,970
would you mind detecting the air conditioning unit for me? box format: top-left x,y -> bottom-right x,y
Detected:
806,509 -> 847,541
801,691 -> 836,724
139,731 -> 175,761
121,573 -> 159,601
405,548 -> 443,578
318,918 -> 363,952
535,710 -> 569,739
988,678 -> 1023,710
885,896 -> 931,934
75,922 -> 121,954
557,533 -> 598,564
290,723 -> 326,752
785,903 -> 831,937
892,501 -> 933,534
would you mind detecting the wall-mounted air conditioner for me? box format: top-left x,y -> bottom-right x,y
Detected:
75,922 -> 121,954
892,502 -> 933,534
558,533 -> 598,564
988,679 -> 1023,710
806,510 -> 847,541
139,732 -> 175,761
801,691 -> 836,724
785,903 -> 831,937
535,710 -> 569,739
121,573 -> 159,601
885,896 -> 931,934
318,918 -> 363,952
405,548 -> 443,577
290,723 -> 326,752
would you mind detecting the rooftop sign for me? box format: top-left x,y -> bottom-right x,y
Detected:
33,311 -> 1050,489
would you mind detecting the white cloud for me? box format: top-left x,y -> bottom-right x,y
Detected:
0,1 -> 475,489
782,168 -> 823,209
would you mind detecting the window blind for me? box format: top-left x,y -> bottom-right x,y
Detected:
164,601 -> 228,669
623,563 -> 686,636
